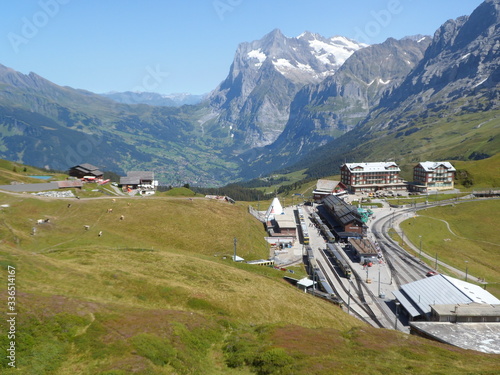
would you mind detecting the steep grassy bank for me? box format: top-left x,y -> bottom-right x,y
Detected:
0,193 -> 499,374
401,199 -> 500,297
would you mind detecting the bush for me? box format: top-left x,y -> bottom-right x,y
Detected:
252,347 -> 293,375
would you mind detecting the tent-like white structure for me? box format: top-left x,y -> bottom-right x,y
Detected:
265,197 -> 284,220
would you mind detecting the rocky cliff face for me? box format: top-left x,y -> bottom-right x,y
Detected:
237,36 -> 431,178
206,29 -> 366,149
370,0 -> 500,129
284,0 -> 500,180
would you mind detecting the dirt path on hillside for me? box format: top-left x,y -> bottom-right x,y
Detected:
418,215 -> 500,247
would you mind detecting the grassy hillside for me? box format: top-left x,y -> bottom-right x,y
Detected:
453,153 -> 500,189
401,199 -> 500,298
0,193 -> 499,374
0,159 -> 64,185
292,108 -> 500,184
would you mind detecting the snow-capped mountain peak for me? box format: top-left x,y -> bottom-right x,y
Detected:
239,29 -> 366,83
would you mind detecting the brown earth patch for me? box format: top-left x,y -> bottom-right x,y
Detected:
102,354 -> 151,373
100,308 -> 213,343
270,324 -> 346,356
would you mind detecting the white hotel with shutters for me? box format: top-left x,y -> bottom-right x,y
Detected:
412,161 -> 456,193
340,161 -> 456,194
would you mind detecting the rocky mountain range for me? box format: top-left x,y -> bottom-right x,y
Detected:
205,29 -> 366,150
0,0 -> 498,185
239,35 -> 432,178
289,0 -> 500,178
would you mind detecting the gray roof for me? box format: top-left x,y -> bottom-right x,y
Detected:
120,177 -> 137,185
120,171 -> 154,185
417,161 -> 456,172
431,303 -> 500,317
274,211 -> 297,229
394,274 -> 500,318
316,179 -> 340,192
78,163 -> 100,171
126,171 -> 154,179
443,275 -> 499,304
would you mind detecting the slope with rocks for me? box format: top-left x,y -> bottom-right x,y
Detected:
206,29 -> 366,150
286,0 -> 500,179
239,36 -> 431,178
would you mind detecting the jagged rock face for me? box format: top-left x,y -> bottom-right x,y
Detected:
238,37 -> 431,177
375,0 -> 500,123
287,0 -> 500,181
290,36 -> 432,130
207,29 -> 366,148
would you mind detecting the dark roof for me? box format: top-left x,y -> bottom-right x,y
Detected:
323,195 -> 362,226
71,163 -> 100,171
57,180 -> 83,188
126,171 -> 154,179
69,164 -> 103,176
349,238 -> 378,255
120,171 -> 154,185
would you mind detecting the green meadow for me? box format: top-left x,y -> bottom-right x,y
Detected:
0,189 -> 499,374
401,199 -> 500,297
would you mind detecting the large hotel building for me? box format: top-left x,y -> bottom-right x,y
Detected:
340,161 -> 456,194
340,162 -> 407,193
412,161 -> 456,192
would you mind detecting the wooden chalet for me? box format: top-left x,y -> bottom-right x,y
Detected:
68,163 -> 103,179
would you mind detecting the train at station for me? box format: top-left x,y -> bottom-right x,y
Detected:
325,243 -> 352,279
309,209 -> 336,243
312,267 -> 335,295
297,207 -> 305,221
299,222 -> 310,244
320,224 -> 336,243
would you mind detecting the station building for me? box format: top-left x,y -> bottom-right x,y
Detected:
410,161 -> 456,192
119,171 -> 157,191
393,274 -> 500,322
264,198 -> 298,240
312,179 -> 348,202
393,274 -> 500,353
348,238 -> 379,264
321,195 -> 366,239
340,162 -> 407,193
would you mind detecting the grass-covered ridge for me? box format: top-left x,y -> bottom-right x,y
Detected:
401,199 -> 500,298
0,192 -> 499,374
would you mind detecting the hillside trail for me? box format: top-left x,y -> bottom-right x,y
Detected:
418,214 -> 500,247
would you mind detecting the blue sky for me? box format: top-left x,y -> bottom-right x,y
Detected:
1,0 -> 483,95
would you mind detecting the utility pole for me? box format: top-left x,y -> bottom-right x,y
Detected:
465,261 -> 469,282
378,264 -> 381,297
419,235 -> 422,259
394,301 -> 400,330
347,281 -> 351,315
435,252 -> 438,270
233,237 -> 237,261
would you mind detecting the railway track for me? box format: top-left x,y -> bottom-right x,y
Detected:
372,209 -> 432,288
318,249 -> 384,328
